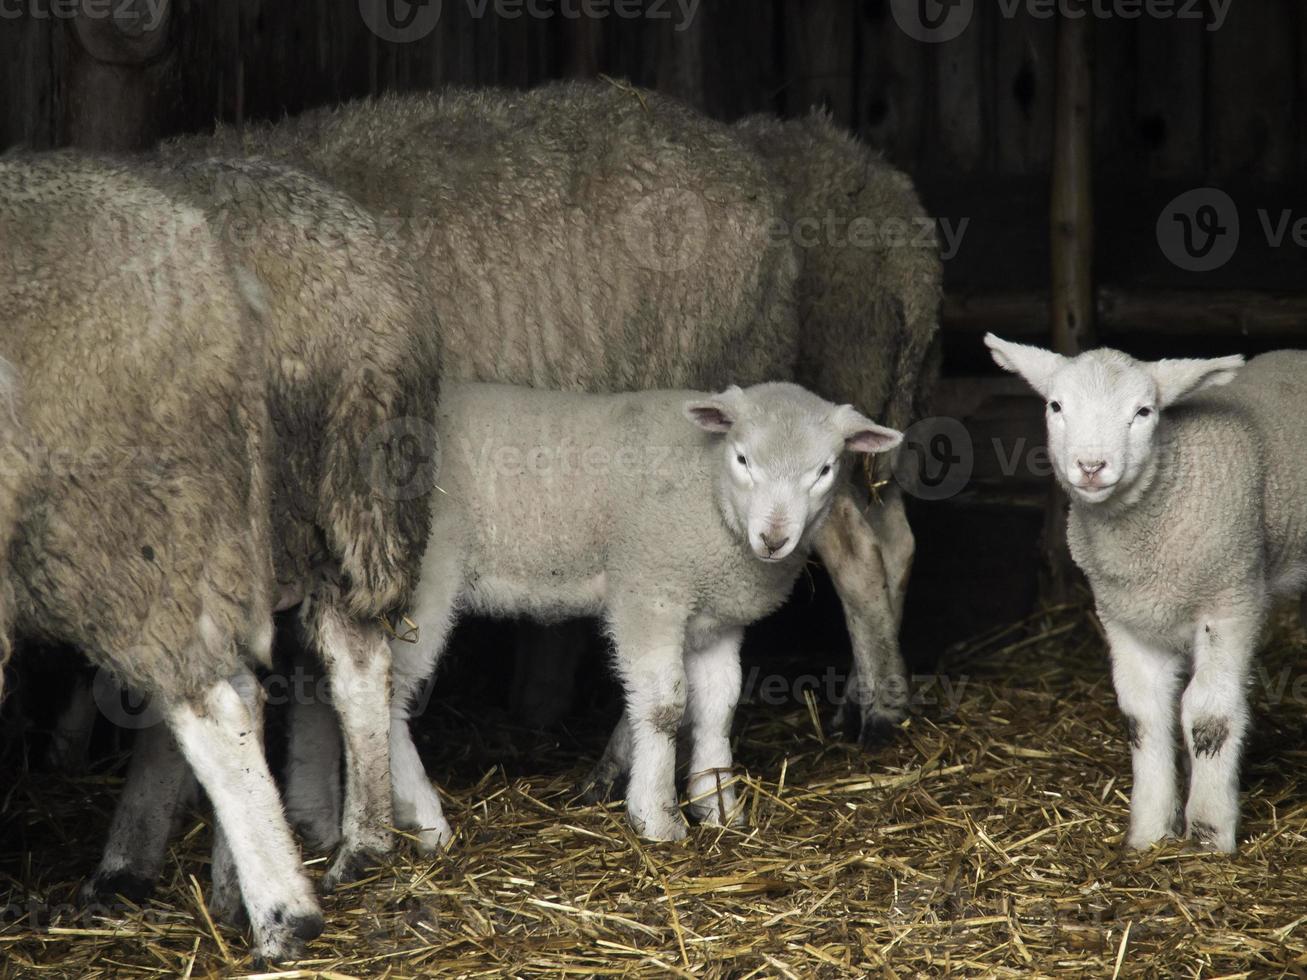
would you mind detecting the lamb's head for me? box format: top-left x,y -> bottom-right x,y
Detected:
985,334 -> 1244,505
685,383 -> 902,562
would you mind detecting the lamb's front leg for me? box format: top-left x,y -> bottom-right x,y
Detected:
1104,619 -> 1186,850
1181,612 -> 1258,853
685,627 -> 745,827
608,605 -> 690,842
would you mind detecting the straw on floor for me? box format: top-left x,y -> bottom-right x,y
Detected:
3,602 -> 1307,978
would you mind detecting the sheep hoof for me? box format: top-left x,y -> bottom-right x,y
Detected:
858,714 -> 906,750
251,909 -> 324,965
413,822 -> 453,854
209,880 -> 247,929
320,844 -> 390,893
292,816 -> 342,854
80,869 -> 154,907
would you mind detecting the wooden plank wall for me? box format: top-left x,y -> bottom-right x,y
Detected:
3,0 -> 1302,184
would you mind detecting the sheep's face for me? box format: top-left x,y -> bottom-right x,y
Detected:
686,384 -> 902,562
985,335 -> 1244,506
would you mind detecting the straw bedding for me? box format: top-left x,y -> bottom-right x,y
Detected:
3,601 -> 1307,978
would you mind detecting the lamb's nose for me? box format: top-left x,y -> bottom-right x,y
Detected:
760,530 -> 790,554
1077,459 -> 1106,477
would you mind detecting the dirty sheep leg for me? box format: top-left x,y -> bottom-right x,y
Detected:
282,646 -> 344,852
1181,613 -> 1257,853
684,627 -> 745,827
582,712 -> 633,804
819,490 -> 912,745
167,668 -> 322,961
300,600 -> 395,889
81,720 -> 191,907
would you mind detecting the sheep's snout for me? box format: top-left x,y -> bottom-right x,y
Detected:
751,519 -> 799,562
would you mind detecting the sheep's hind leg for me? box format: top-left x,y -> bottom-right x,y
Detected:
302,601 -> 394,891
581,712 -> 633,803
282,645 -> 344,852
817,489 -> 912,747
166,668 -> 321,962
1182,613 -> 1257,854
388,540 -> 462,853
81,717 -> 190,907
684,627 -> 745,827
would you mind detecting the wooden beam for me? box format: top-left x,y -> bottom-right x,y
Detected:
943,288 -> 1307,341
1049,14 -> 1095,355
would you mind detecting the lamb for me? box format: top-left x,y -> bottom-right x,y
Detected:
82,154 -> 443,909
159,80 -> 941,747
392,381 -> 902,840
986,334 -> 1307,854
0,152 -> 321,960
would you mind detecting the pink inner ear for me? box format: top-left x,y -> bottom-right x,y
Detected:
688,405 -> 732,432
846,429 -> 900,454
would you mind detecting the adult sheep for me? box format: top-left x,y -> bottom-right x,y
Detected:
0,152 -> 321,961
161,80 -> 941,745
80,155 -> 444,919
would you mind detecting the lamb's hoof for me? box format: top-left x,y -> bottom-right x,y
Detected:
580,765 -> 626,804
858,713 -> 906,750
251,907 -> 324,966
630,807 -> 689,842
690,801 -> 746,829
80,869 -> 154,908
320,844 -> 390,893
412,821 -> 453,854
1185,820 -> 1236,854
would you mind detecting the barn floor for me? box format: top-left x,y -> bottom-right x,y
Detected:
4,604 -> 1307,978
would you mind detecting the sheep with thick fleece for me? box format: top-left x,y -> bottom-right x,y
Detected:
160,80 -> 940,743
390,381 -> 901,840
0,152 -> 321,960
83,155 -> 443,909
986,335 -> 1307,854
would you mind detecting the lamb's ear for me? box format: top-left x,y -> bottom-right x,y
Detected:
834,405 -> 903,454
984,333 -> 1067,399
1149,355 -> 1245,409
684,385 -> 744,434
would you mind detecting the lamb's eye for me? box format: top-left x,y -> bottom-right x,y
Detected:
736,453 -> 748,467
1136,407 -> 1153,419
819,463 -> 832,478
1048,401 -> 1062,414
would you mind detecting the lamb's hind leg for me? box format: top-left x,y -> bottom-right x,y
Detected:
817,489 -> 912,747
301,600 -> 394,891
166,667 -> 321,962
1182,612 -> 1258,853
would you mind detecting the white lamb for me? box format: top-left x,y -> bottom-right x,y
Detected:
986,334 -> 1307,853
391,381 -> 901,841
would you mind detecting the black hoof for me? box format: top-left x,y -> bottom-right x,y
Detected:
287,910 -> 325,942
858,716 -> 905,750
579,771 -> 626,805
320,849 -> 386,893
82,870 -> 154,907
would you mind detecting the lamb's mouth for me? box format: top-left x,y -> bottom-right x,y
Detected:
1073,481 -> 1118,498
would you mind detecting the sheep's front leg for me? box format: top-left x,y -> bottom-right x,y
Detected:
1181,614 -> 1257,853
685,627 -> 745,827
165,669 -> 321,962
282,647 -> 343,852
302,603 -> 394,891
608,605 -> 690,841
817,489 -> 912,746
1104,619 -> 1186,850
